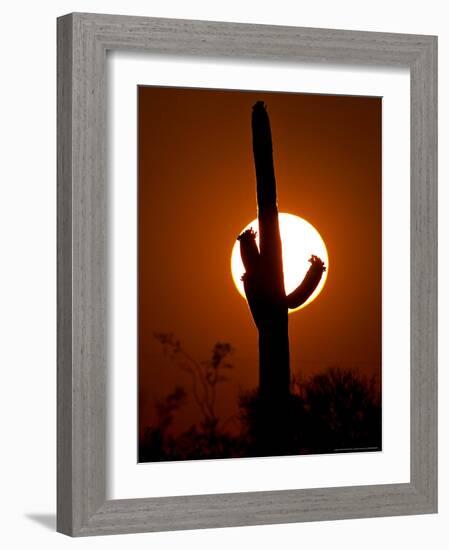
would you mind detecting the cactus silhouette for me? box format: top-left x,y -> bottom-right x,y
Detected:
238,102 -> 326,402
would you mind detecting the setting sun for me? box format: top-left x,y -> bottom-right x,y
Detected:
231,213 -> 329,312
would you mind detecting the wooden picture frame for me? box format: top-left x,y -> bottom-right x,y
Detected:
57,12 -> 437,536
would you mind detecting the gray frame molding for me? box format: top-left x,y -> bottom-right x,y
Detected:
57,12 -> 437,536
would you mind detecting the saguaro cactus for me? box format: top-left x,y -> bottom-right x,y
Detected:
238,102 -> 326,402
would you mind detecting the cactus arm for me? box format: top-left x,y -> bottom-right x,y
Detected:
237,228 -> 259,275
237,228 -> 264,327
242,273 -> 264,327
286,255 -> 326,310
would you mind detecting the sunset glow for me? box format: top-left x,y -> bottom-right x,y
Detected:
231,213 -> 329,312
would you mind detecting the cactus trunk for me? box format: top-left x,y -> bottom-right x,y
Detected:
252,102 -> 290,401
238,102 -> 326,405
238,102 -> 290,402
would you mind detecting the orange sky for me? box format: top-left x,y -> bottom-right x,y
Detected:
138,86 -> 381,436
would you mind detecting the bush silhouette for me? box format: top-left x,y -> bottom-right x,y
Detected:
139,335 -> 381,461
300,367 -> 381,452
139,335 -> 240,462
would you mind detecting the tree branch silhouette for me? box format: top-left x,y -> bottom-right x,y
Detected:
154,333 -> 233,433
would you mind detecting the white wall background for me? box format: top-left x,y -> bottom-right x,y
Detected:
0,1 -> 445,548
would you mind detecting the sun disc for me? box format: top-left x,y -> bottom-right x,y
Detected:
231,213 -> 328,312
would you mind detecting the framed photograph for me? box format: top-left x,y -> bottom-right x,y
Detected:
57,13 -> 437,536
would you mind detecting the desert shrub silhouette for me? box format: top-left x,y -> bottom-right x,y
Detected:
139,335 -> 381,461
239,366 -> 381,456
300,367 -> 381,452
139,334 -> 242,462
